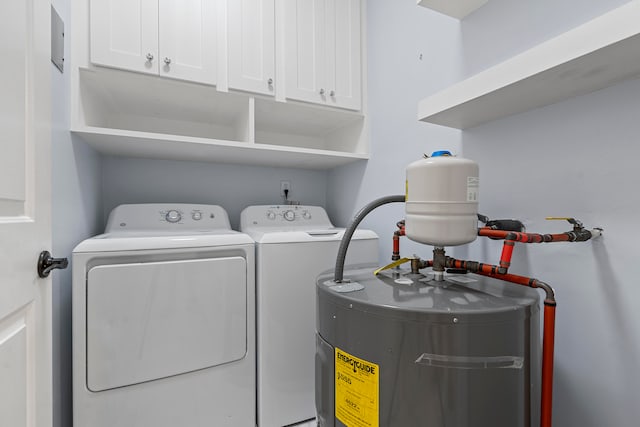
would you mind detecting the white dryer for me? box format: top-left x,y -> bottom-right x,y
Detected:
73,204 -> 255,427
240,205 -> 378,427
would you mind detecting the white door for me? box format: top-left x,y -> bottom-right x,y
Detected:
0,0 -> 53,427
325,0 -> 361,110
159,0 -> 217,85
90,0 -> 159,74
227,0 -> 275,95
284,0 -> 326,105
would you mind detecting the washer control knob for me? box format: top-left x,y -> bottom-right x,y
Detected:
165,210 -> 182,223
192,211 -> 202,221
302,210 -> 312,220
266,211 -> 276,220
283,210 -> 295,221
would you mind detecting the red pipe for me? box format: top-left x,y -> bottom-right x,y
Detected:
392,233 -> 400,260
445,258 -> 556,427
478,228 -> 571,243
392,222 -> 405,261
499,240 -> 515,272
541,303 -> 556,427
475,270 -> 556,427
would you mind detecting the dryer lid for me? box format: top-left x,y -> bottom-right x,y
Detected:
73,231 -> 253,253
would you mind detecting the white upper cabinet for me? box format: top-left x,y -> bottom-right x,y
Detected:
227,0 -> 275,95
284,0 -> 325,105
158,0 -> 217,85
90,0 -> 217,85
74,0 -> 368,169
90,0 -> 159,75
284,0 -> 362,110
326,0 -> 361,110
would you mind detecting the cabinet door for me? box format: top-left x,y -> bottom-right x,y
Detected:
90,0 -> 159,74
159,0 -> 217,85
228,0 -> 275,95
284,0 -> 325,105
325,0 -> 361,110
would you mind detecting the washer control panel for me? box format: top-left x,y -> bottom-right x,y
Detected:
240,205 -> 333,230
105,204 -> 232,232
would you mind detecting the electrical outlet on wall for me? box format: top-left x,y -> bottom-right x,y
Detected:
280,181 -> 291,197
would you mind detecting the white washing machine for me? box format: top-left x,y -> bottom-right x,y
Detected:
240,205 -> 379,427
73,204 -> 255,427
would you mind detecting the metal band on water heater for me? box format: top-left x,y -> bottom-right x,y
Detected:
405,151 -> 479,246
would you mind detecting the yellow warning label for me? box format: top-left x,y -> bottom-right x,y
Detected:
335,347 -> 379,427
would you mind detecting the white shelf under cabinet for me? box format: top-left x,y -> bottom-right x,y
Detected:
417,0 -> 488,19
73,127 -> 368,170
72,67 -> 368,170
418,0 -> 640,129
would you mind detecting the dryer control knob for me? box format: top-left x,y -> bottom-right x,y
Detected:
266,211 -> 276,220
192,211 -> 202,220
302,210 -> 312,220
165,210 -> 182,223
283,210 -> 295,221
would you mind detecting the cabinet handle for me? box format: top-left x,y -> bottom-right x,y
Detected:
164,57 -> 172,65
319,88 -> 325,95
330,90 -> 335,97
146,53 -> 154,62
268,78 -> 274,88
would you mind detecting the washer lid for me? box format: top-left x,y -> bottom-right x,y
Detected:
246,228 -> 378,244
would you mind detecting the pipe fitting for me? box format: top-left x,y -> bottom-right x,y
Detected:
432,247 -> 447,281
532,279 -> 556,305
432,247 -> 446,272
410,258 -> 422,274
566,228 -> 602,242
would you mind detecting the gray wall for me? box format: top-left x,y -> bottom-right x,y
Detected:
328,0 -> 640,425
51,1 -> 103,427
101,156 -> 329,231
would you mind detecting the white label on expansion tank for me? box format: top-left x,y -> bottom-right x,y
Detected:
467,176 -> 479,202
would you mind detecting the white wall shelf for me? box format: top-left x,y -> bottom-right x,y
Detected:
418,0 -> 640,129
417,0 -> 488,19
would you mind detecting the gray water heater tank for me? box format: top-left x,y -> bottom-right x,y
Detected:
316,265 -> 541,427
